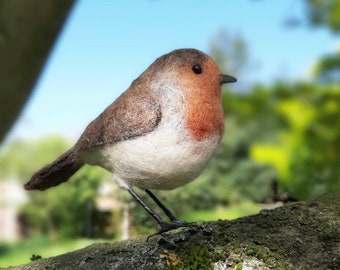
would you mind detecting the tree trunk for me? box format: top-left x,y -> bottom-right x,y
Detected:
3,191 -> 340,270
0,0 -> 75,142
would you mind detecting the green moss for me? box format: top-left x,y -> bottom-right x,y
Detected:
167,245 -> 225,270
234,264 -> 243,270
242,243 -> 289,269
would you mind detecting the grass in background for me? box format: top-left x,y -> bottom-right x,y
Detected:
0,236 -> 110,268
181,201 -> 262,222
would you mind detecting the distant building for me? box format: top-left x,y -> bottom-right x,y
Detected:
0,179 -> 28,241
96,182 -> 130,240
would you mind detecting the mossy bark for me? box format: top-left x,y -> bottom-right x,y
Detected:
3,191 -> 340,270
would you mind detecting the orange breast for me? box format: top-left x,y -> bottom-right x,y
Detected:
185,88 -> 224,142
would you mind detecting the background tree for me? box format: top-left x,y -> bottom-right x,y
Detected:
0,136 -> 113,239
312,50 -> 340,84
304,0 -> 340,33
21,165 -> 109,239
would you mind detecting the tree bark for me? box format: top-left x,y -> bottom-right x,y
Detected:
0,0 -> 75,142
3,191 -> 340,270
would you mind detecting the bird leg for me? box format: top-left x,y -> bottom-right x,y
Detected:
145,188 -> 178,222
128,187 -> 164,225
127,187 -> 194,240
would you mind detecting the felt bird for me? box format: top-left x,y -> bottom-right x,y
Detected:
25,48 -> 237,237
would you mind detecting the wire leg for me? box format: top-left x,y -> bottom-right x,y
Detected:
128,187 -> 165,226
145,188 -> 178,222
128,187 -> 195,241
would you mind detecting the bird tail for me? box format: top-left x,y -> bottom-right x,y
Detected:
24,147 -> 84,191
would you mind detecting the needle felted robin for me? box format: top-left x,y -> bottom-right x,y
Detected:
24,48 -> 237,237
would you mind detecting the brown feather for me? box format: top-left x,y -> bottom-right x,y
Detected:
75,82 -> 162,153
24,147 -> 83,191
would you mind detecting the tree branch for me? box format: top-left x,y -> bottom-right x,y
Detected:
4,191 -> 340,270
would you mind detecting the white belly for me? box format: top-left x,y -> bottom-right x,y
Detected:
94,120 -> 220,190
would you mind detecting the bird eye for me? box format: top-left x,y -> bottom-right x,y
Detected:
192,65 -> 202,74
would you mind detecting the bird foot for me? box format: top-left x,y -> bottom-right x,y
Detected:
147,220 -> 196,241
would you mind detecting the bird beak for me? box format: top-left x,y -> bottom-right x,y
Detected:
220,74 -> 237,84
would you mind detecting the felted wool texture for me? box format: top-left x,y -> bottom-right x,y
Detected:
106,77 -> 221,190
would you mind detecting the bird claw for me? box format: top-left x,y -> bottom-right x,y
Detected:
147,220 -> 196,241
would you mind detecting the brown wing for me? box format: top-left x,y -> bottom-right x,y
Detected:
76,90 -> 161,151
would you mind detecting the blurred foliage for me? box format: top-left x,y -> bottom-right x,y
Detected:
21,165 -> 110,239
312,50 -> 340,84
305,0 -> 340,33
247,83 -> 340,199
0,136 -> 70,180
0,136 -> 114,239
209,28 -> 248,77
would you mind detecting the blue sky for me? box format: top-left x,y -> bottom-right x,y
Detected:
4,0 -> 339,143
